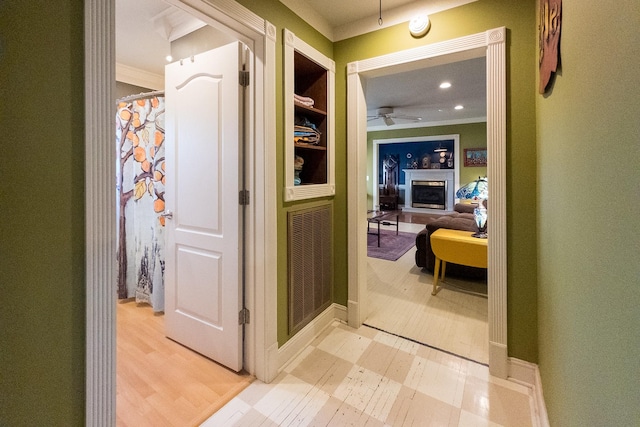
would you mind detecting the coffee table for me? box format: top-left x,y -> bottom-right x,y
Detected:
430,228 -> 487,295
367,210 -> 399,247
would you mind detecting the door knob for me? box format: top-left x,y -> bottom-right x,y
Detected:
161,210 -> 173,219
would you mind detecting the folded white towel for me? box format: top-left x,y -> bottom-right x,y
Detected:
294,93 -> 314,107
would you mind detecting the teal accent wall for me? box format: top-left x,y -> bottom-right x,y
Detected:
536,0 -> 640,424
367,123 -> 487,209
0,1 -> 86,425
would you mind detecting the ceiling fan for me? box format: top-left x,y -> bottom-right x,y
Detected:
367,107 -> 422,126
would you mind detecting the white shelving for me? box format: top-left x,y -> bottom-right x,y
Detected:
284,29 -> 335,201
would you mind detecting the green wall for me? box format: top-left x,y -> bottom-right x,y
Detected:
236,0 -> 335,345
334,0 -> 538,362
536,0 -> 640,424
367,123 -> 487,208
240,0 -> 539,356
0,1 -> 86,425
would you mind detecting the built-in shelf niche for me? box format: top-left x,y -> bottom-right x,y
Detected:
284,29 -> 335,201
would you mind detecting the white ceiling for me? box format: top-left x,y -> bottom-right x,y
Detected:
116,0 -> 486,129
279,0 -> 477,41
365,56 -> 486,130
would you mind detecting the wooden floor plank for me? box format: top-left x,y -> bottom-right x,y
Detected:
117,301 -> 253,426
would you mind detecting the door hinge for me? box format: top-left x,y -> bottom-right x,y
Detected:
239,308 -> 250,325
239,70 -> 250,87
239,190 -> 250,205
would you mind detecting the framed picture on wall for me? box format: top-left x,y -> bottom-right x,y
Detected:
464,148 -> 487,167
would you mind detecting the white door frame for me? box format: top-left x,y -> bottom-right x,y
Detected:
346,27 -> 508,378
84,1 -> 277,424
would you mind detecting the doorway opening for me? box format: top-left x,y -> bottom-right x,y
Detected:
347,27 -> 508,377
363,61 -> 488,364
85,0 -> 278,423
115,2 -> 251,422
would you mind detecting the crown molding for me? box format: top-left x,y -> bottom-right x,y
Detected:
115,63 -> 164,90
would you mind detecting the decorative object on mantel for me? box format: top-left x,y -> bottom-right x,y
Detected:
539,0 -> 562,94
463,148 -> 487,167
456,177 -> 488,238
421,155 -> 431,169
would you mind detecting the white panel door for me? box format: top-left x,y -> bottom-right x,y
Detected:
164,42 -> 243,371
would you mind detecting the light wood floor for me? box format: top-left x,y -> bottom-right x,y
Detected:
366,222 -> 489,364
116,301 -> 253,426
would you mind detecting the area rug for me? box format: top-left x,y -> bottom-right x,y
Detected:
367,229 -> 417,261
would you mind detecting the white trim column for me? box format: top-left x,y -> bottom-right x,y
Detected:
85,1 -> 116,425
486,27 -> 508,378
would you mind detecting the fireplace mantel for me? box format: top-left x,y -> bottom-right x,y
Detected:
403,169 -> 455,213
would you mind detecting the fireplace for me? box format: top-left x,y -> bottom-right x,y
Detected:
411,180 -> 446,210
402,169 -> 455,213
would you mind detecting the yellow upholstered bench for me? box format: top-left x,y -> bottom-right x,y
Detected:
430,228 -> 488,295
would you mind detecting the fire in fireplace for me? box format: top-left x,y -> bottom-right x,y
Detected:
412,180 -> 447,210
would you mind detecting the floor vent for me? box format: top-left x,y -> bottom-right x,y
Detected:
288,204 -> 333,335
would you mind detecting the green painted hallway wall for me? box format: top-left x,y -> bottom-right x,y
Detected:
0,1 -> 86,425
536,0 -> 640,424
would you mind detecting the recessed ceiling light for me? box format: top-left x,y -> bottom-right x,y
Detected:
165,55 -> 173,62
439,82 -> 451,89
455,105 -> 464,110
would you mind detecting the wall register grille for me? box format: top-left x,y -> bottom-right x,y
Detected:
288,204 -> 333,335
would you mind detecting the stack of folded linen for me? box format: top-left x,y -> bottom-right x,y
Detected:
294,93 -> 315,108
294,115 -> 321,145
294,125 -> 320,145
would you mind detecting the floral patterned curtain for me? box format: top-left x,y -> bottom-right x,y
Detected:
115,95 -> 166,312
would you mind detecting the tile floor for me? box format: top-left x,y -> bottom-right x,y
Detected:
202,321 -> 536,426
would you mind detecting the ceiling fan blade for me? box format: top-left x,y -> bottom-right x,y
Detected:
383,116 -> 395,126
391,114 -> 422,120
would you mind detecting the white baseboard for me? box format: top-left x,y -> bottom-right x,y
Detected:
272,304 -> 347,377
508,358 -> 550,427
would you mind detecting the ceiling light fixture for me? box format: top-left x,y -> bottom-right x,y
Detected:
165,55 -> 173,62
455,105 -> 464,110
378,0 -> 383,26
409,14 -> 430,37
439,82 -> 451,89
